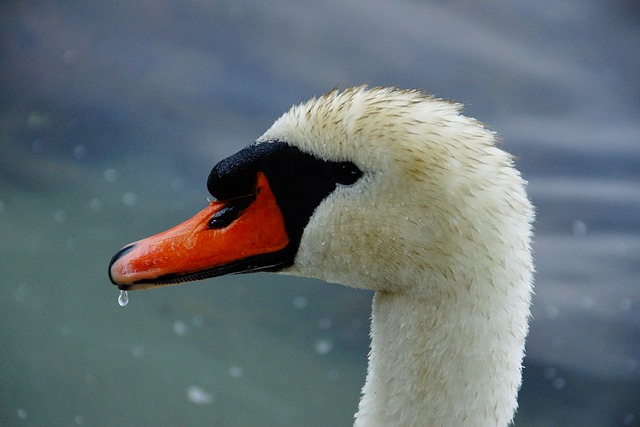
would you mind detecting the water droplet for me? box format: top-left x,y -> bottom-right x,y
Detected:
54,209 -> 66,223
118,290 -> 129,307
17,408 -> 28,419
122,192 -> 137,206
103,168 -> 118,183
186,385 -> 214,405
314,339 -> 333,355
327,369 -> 339,381
293,296 -> 308,309
73,145 -> 86,160
543,366 -> 557,379
551,377 -> 565,390
228,366 -> 244,378
173,320 -> 187,336
623,413 -> 635,425
571,220 -> 587,237
132,346 -> 144,358
88,198 -> 103,212
191,315 -> 203,327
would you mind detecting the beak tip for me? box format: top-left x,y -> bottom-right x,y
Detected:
108,244 -> 136,286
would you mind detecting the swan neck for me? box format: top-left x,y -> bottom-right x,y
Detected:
354,287 -> 529,427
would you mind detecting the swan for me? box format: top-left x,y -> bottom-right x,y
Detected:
109,86 -> 534,426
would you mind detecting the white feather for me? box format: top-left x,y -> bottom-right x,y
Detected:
260,86 -> 534,426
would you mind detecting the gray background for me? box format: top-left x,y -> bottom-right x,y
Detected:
1,1 -> 639,425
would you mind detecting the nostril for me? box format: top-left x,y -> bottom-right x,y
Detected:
208,195 -> 255,229
108,244 -> 136,285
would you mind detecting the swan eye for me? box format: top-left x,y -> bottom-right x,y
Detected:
208,195 -> 254,229
334,162 -> 362,186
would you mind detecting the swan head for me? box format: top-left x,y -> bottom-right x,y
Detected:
109,86 -> 533,301
108,86 -> 535,426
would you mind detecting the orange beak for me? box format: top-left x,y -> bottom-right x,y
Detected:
109,172 -> 289,290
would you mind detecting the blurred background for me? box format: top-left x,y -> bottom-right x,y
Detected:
1,0 -> 639,425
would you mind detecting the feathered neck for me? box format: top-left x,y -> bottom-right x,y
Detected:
355,273 -> 531,426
